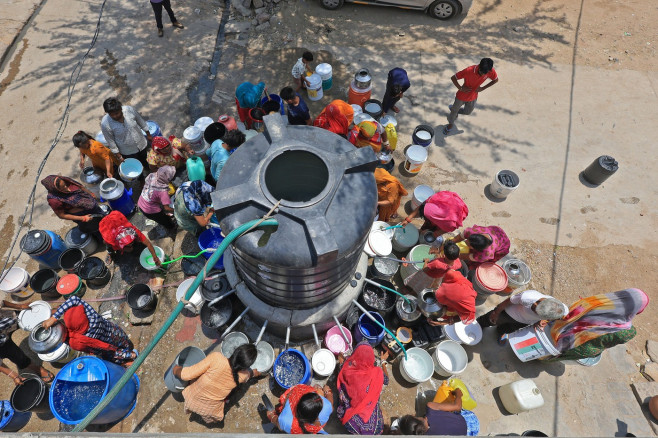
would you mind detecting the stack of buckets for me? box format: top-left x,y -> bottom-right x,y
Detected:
405,125 -> 434,175
0,267 -> 32,300
315,63 -> 333,91
20,230 -> 68,270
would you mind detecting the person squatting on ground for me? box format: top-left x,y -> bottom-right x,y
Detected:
444,58 -> 498,135
267,383 -> 334,434
138,165 -> 177,229
98,210 -> 162,266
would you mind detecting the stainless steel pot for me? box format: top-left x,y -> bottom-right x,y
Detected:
28,322 -> 66,354
354,68 -> 372,89
396,295 -> 422,324
79,167 -> 104,198
416,288 -> 444,320
99,178 -> 125,201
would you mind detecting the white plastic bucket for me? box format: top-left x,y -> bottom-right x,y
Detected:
489,169 -> 520,198
175,278 -> 205,314
0,268 -> 31,298
311,348 -> 336,377
315,63 -> 333,90
139,246 -> 165,271
351,104 -> 363,116
412,185 -> 434,208
399,245 -> 431,283
306,74 -> 323,101
442,322 -> 483,346
183,126 -> 205,153
432,340 -> 468,377
118,158 -> 143,183
38,343 -> 76,364
367,230 -> 392,257
18,301 -> 51,331
194,117 -> 214,133
399,347 -> 434,384
404,145 -> 428,174
508,325 -> 560,362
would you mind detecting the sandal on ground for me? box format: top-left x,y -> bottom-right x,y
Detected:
158,28 -> 164,37
172,21 -> 184,29
442,125 -> 451,135
41,370 -> 55,383
392,106 -> 400,113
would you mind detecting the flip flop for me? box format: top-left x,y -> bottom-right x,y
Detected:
392,106 -> 400,113
41,370 -> 55,383
442,126 -> 451,135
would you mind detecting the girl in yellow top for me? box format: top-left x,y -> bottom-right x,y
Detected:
73,131 -> 120,178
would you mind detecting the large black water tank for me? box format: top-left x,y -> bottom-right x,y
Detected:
212,115 -> 379,309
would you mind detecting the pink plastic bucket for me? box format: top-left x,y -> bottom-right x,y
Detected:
324,324 -> 353,354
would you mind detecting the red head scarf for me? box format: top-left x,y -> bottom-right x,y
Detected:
435,270 -> 477,323
63,305 -> 117,353
313,103 -> 349,135
151,136 -> 171,153
336,343 -> 384,424
99,211 -> 145,251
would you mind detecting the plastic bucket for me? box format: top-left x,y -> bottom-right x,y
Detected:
65,226 -> 99,256
107,188 -> 135,217
194,116 -> 215,134
58,248 -> 86,274
127,284 -> 156,312
315,63 -> 333,90
348,81 -> 372,107
508,325 -> 560,362
399,347 -> 434,384
432,340 -> 468,377
412,185 -> 434,209
0,400 -> 31,432
262,99 -> 281,115
78,257 -> 111,287
146,120 -> 162,137
471,262 -> 508,296
360,280 -> 397,317
354,312 -> 385,346
221,332 -> 249,358
183,126 -> 205,153
164,347 -> 206,392
399,244 -> 431,283
200,299 -> 232,329
248,107 -> 265,132
38,343 -> 76,364
11,377 -> 50,414
0,267 -> 32,299
489,170 -> 520,198
363,99 -> 383,120
253,341 -> 275,374
95,131 -> 108,147
325,324 -> 353,354
118,158 -> 143,184
21,230 -> 67,270
18,300 -> 51,332
582,155 -> 618,185
139,246 -> 166,271
392,224 -> 420,253
218,114 -> 238,131
198,228 -> 225,270
404,145 -> 428,174
306,74 -> 323,101
175,278 -> 204,314
260,94 -> 285,115
312,348 -> 336,377
50,356 -> 140,425
369,256 -> 399,281
29,269 -> 60,298
412,125 -> 435,147
273,349 -> 312,389
442,322 -> 483,346
56,274 -> 86,298
203,122 -> 227,146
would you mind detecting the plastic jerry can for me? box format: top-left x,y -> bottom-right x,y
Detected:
186,157 -> 206,182
498,378 -> 544,414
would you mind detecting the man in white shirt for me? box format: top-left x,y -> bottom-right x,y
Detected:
477,290 -> 569,343
291,51 -> 313,92
100,97 -> 151,168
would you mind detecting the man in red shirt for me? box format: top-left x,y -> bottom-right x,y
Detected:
444,58 -> 498,135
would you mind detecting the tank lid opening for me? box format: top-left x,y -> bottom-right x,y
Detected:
264,150 -> 329,204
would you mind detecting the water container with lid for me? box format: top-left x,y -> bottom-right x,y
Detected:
354,68 -> 372,89
582,155 -> 618,185
95,131 -> 108,147
79,167 -> 104,197
65,226 -> 99,256
186,157 -> 206,182
99,178 -> 134,217
49,356 -> 140,425
194,117 -> 214,133
503,258 -> 531,291
183,126 -> 205,153
498,379 -> 545,414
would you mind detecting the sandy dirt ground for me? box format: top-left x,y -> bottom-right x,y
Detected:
0,0 -> 657,434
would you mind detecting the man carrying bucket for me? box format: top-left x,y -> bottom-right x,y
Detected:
443,58 -> 498,135
477,290 -> 568,344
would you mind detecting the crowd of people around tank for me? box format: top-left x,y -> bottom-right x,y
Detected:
0,49 -> 648,435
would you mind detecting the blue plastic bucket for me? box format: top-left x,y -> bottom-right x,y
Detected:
0,400 -> 31,432
273,349 -> 311,389
260,94 -> 285,115
20,230 -> 68,270
108,188 -> 135,217
198,227 -> 225,269
50,356 -> 140,425
146,121 -> 162,137
354,312 -> 386,346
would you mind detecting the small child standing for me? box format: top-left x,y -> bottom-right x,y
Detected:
280,87 -> 312,126
291,51 -> 314,92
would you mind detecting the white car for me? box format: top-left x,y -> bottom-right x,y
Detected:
320,0 -> 467,21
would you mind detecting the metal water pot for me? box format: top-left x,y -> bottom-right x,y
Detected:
79,167 -> 104,198
396,295 -> 422,324
99,178 -> 125,201
354,68 -> 372,89
416,288 -> 444,319
28,322 -> 66,354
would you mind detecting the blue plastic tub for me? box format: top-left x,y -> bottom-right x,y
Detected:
198,227 -> 224,270
354,312 -> 386,346
273,349 -> 311,389
260,94 -> 285,115
0,400 -> 31,432
49,356 -> 140,425
107,187 -> 135,217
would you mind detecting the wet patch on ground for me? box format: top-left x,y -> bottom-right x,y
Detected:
100,49 -> 132,103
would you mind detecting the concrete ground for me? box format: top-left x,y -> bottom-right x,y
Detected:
0,0 -> 657,435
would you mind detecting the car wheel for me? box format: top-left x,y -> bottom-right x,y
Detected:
428,0 -> 460,20
320,0 -> 344,10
